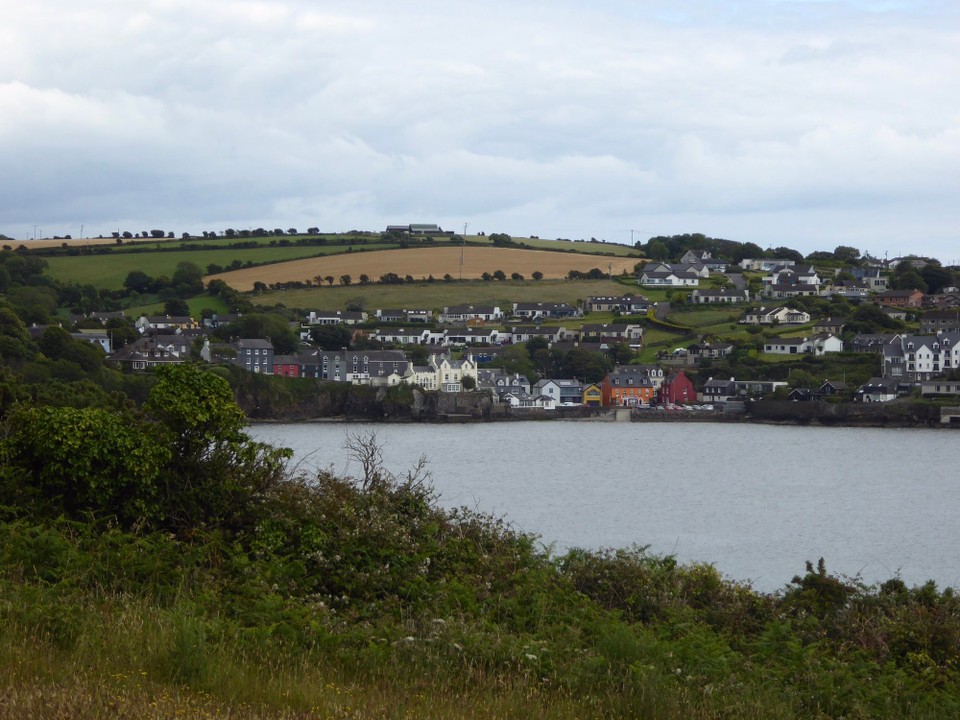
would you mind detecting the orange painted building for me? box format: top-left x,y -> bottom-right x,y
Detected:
601,366 -> 656,407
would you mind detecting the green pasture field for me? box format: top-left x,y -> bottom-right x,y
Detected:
666,305 -> 753,341
255,278 -> 634,313
756,354 -> 806,363
636,328 -> 689,362
186,295 -> 231,317
43,245 -> 398,290
127,295 -> 233,318
160,232 -> 382,250
667,307 -> 743,327
49,232 -> 384,253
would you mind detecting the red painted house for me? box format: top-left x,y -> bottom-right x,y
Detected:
273,354 -> 300,378
659,370 -> 697,405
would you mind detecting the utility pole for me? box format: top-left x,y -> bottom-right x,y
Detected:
460,223 -> 467,280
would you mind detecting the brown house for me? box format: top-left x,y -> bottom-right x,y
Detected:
877,289 -> 924,308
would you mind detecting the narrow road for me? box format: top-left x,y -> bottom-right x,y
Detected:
724,272 -> 747,290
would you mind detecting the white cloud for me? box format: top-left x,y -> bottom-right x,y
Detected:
1,0 -> 958,257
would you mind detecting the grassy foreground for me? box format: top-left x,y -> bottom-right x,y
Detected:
2,480 -> 960,719
1,366 -> 958,719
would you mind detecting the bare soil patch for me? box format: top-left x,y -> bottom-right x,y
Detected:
209,247 -> 637,291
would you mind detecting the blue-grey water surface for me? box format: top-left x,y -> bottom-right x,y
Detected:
248,422 -> 960,593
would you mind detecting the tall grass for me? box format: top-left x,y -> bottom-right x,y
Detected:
1,463 -> 959,719
0,588 -> 792,719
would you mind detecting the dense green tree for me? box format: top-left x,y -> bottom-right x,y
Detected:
920,264 -> 955,294
104,317 -> 139,350
560,348 -> 612,383
770,247 -> 805,263
526,337 -> 549,354
0,404 -> 171,526
37,326 -> 73,360
6,286 -> 58,323
608,342 -> 636,365
221,313 -> 297,354
646,241 -> 669,260
531,348 -> 559,378
171,261 -> 204,297
0,366 -> 22,416
38,326 -> 103,373
164,298 -> 191,316
0,306 -> 30,344
145,364 -> 289,532
490,345 -> 537,384
0,335 -> 29,364
408,345 -> 429,365
311,324 -> 353,350
0,251 -> 47,285
833,246 -> 861,264
844,304 -> 905,335
893,270 -> 927,293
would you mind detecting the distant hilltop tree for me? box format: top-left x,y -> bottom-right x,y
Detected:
638,233 -> 777,264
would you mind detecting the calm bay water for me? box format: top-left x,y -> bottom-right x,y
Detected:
248,421 -> 960,593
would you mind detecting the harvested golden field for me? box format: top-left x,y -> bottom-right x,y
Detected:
208,246 -> 637,291
13,237 -> 121,249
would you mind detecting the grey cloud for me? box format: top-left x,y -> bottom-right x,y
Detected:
1,0 -> 958,257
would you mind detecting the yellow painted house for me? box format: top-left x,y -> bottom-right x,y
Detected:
582,383 -> 602,407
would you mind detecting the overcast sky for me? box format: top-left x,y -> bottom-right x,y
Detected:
3,0 -> 958,260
